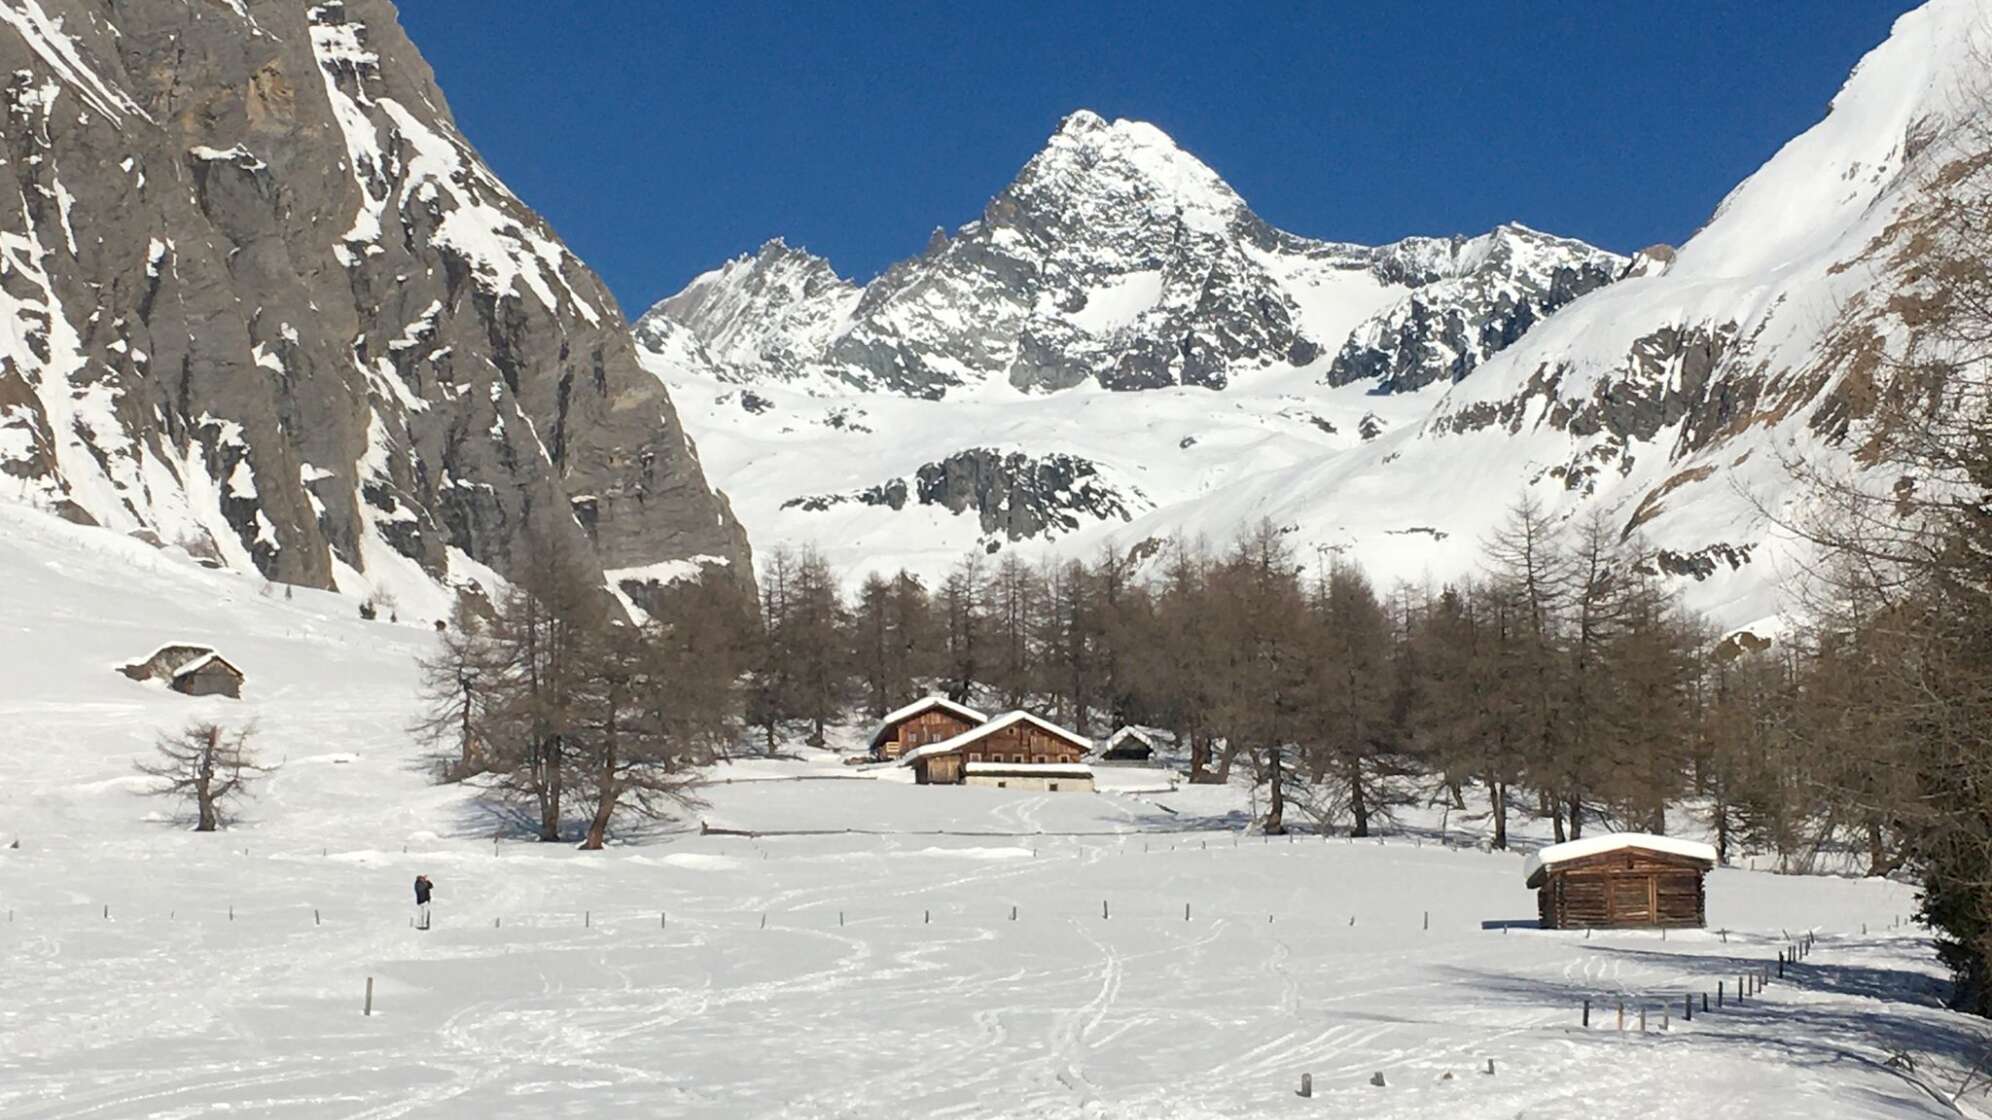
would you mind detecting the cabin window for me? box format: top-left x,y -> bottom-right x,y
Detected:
997,781 -> 1007,789
1048,782 -> 1060,792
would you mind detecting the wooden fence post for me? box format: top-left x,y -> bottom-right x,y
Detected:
314,909 -> 321,926
1102,900 -> 1109,920
1718,981 -> 1724,1008
1582,998 -> 1590,1027
1684,992 -> 1692,1021
1298,1073 -> 1312,1098
1617,1000 -> 1625,1031
364,977 -> 374,1017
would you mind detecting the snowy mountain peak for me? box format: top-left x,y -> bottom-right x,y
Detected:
1010,111 -> 1248,239
639,237 -> 860,383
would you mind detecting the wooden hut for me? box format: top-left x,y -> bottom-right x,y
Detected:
868,696 -> 987,760
1524,834 -> 1716,929
170,653 -> 245,698
119,644 -> 245,699
1097,726 -> 1156,762
900,711 -> 1094,789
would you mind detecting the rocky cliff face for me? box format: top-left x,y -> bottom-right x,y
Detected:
0,0 -> 748,614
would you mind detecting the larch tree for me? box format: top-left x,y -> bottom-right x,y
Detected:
136,720 -> 270,831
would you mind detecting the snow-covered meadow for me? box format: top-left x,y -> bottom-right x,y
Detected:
0,506 -> 1982,1118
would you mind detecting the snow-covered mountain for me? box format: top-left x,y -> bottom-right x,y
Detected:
633,114 -> 1626,588
0,0 -> 749,619
639,0 -> 1990,629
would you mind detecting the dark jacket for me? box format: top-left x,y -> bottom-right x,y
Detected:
414,877 -> 433,905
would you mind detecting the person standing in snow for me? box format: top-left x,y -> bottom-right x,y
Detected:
414,874 -> 434,930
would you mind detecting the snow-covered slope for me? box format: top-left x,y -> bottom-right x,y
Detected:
641,0 -> 1990,629
1120,0 -> 1992,627
0,504 -> 1970,1119
0,0 -> 749,619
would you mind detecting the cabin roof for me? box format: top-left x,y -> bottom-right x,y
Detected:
171,652 -> 243,679
897,710 -> 1094,766
1523,833 -> 1717,884
866,696 -> 988,749
964,762 -> 1094,778
1105,726 -> 1155,745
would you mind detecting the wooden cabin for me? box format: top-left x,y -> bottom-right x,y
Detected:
171,653 -> 245,698
1097,726 -> 1156,762
119,644 -> 245,699
900,711 -> 1094,789
868,696 -> 988,760
1524,834 -> 1716,929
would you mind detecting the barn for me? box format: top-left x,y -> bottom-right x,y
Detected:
1524,833 -> 1717,930
119,644 -> 245,699
868,696 -> 988,761
899,711 -> 1094,790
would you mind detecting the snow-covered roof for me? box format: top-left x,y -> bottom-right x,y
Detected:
896,710 -> 1094,766
1106,726 -> 1155,745
1522,833 -> 1718,884
964,762 -> 1094,778
867,695 -> 989,748
170,652 -> 242,679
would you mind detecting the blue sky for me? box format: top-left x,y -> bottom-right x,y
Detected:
398,2 -> 1919,316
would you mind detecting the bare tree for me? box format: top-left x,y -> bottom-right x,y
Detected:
136,721 -> 270,831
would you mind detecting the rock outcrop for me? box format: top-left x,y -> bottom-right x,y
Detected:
0,0 -> 748,610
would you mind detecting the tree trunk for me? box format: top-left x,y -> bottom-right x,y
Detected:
1187,732 -> 1219,784
582,779 -> 615,850
1263,745 -> 1286,835
538,734 -> 563,842
1349,760 -> 1371,838
1714,796 -> 1730,865
1566,794 -> 1584,840
1865,817 -> 1896,878
1447,778 -> 1467,811
1490,780 -> 1508,850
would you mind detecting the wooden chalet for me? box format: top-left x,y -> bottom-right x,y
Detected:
868,696 -> 987,760
1524,833 -> 1716,930
899,711 -> 1094,790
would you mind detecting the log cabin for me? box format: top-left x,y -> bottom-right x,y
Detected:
868,696 -> 988,760
1524,833 -> 1716,929
899,711 -> 1095,790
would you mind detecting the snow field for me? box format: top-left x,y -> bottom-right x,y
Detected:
0,504 -> 1981,1118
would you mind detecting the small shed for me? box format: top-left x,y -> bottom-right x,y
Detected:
1097,726 -> 1156,762
1524,833 -> 1716,929
119,644 -> 246,699
171,653 -> 246,699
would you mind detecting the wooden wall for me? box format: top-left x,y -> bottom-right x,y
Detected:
1536,849 -> 1707,929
